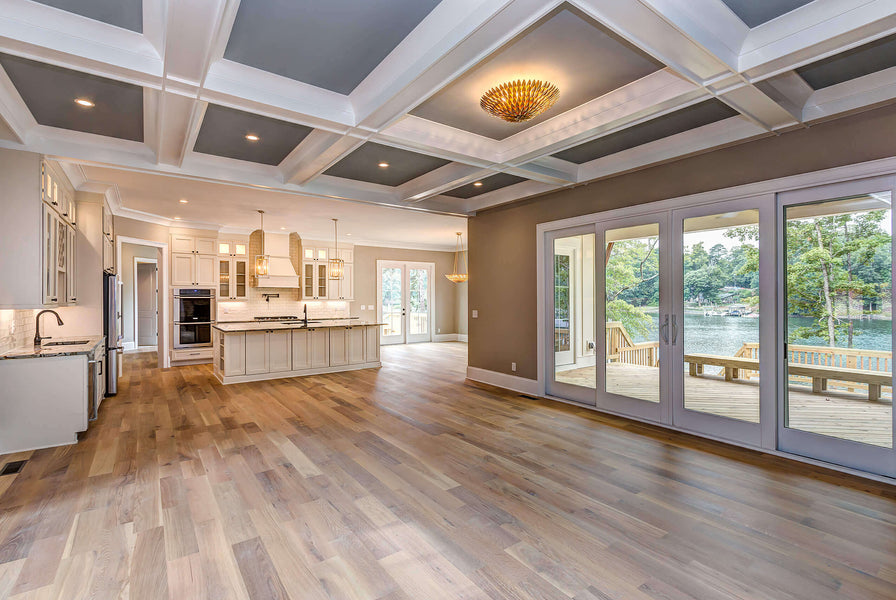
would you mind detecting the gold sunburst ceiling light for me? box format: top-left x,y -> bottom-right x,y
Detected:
480,79 -> 560,123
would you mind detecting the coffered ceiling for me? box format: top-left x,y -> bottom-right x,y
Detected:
0,0 -> 895,225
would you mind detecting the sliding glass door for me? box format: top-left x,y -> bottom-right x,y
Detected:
778,177 -> 896,476
670,197 -> 775,446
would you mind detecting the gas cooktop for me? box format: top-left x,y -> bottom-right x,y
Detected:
253,316 -> 299,321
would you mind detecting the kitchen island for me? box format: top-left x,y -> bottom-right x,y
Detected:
213,320 -> 385,384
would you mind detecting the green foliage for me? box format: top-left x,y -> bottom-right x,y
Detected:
605,238 -> 658,336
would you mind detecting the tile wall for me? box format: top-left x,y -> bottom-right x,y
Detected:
217,286 -> 350,322
0,309 -> 38,355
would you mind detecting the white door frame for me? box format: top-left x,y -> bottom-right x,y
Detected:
133,256 -> 158,349
118,236 -> 170,369
376,260 -> 436,345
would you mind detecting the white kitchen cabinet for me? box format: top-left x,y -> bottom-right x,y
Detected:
293,328 -> 332,372
171,253 -> 194,286
329,247 -> 353,263
303,246 -> 328,261
170,235 -> 217,286
42,204 -> 60,305
66,225 -> 77,304
171,235 -> 194,254
196,254 -> 216,286
328,262 -> 353,300
365,325 -> 380,362
303,261 -> 329,300
244,330 -> 291,375
245,331 -> 269,375
218,240 -> 248,257
218,258 -> 248,300
102,232 -> 114,274
310,328 -> 329,368
347,326 -> 366,364
219,331 -> 246,376
329,327 -> 349,367
195,237 -> 216,255
269,330 -> 292,373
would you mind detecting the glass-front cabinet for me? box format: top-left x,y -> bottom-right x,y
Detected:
218,257 -> 247,300
303,262 -> 328,300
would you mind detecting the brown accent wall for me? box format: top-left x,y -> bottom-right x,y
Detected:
469,103 -> 896,380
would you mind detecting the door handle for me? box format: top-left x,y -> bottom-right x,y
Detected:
671,314 -> 678,346
660,314 -> 669,344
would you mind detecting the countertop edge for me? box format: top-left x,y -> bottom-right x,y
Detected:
0,336 -> 106,359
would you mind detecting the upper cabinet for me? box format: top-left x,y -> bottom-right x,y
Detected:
0,151 -> 79,308
301,240 -> 354,301
218,240 -> 248,257
170,234 -> 217,287
302,246 -> 328,261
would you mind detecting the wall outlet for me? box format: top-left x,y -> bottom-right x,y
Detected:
472,309 -> 478,318
511,362 -> 517,372
437,328 -> 440,333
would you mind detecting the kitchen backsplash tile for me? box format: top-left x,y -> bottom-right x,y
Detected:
0,309 -> 39,355
217,286 -> 350,322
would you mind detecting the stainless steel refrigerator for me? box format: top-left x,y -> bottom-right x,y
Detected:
103,272 -> 122,395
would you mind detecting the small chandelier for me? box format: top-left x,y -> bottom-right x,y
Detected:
480,79 -> 559,123
328,218 -> 344,280
255,210 -> 269,277
446,232 -> 468,283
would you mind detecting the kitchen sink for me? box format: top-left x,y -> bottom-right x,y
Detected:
43,340 -> 90,346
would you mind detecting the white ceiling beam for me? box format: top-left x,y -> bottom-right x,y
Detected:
503,161 -> 576,185
0,0 -> 163,87
715,83 -> 799,131
399,163 -> 496,203
462,179 -> 561,212
753,72 -> 815,122
157,92 -> 200,166
143,88 -> 160,162
280,131 -> 365,186
142,0 -> 168,58
0,63 -> 36,144
803,67 -> 896,123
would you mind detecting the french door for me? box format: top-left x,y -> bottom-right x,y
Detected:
777,177 -> 895,477
377,261 -> 434,345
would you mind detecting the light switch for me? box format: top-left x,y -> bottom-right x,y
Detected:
472,310 -> 478,318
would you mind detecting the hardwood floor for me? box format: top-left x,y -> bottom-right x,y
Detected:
1,342 -> 896,599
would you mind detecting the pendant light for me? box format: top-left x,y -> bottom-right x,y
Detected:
446,232 -> 468,283
328,218 -> 344,280
255,210 -> 269,277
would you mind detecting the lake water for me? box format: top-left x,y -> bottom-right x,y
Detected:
631,310 -> 892,356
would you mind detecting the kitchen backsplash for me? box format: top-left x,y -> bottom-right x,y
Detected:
0,309 -> 38,355
217,286 -> 350,322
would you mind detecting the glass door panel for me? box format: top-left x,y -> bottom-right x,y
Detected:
380,265 -> 403,344
408,268 -> 431,342
235,260 -> 246,299
219,259 -> 230,299
546,231 -> 596,404
603,223 -> 661,405
779,179 -> 895,477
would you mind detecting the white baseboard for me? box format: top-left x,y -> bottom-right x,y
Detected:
122,341 -> 136,351
466,366 -> 539,396
458,334 -> 468,343
433,334 -> 458,342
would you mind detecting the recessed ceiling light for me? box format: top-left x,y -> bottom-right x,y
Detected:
245,134 -> 260,142
473,181 -> 483,187
346,233 -> 352,236
74,98 -> 95,108
173,217 -> 181,220
179,199 -> 188,204
280,227 -> 286,230
378,162 -> 389,168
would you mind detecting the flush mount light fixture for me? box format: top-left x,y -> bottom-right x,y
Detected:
480,79 -> 559,123
255,210 -> 270,277
378,162 -> 389,168
446,232 -> 468,283
328,218 -> 345,280
74,98 -> 95,108
473,181 -> 483,187
245,134 -> 260,142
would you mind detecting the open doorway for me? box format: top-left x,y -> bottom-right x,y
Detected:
121,242 -> 161,353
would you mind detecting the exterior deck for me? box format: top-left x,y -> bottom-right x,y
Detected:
557,363 -> 893,448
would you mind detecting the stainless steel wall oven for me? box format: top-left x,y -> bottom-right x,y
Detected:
173,288 -> 215,348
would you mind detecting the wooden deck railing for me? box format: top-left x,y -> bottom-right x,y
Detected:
606,322 -> 659,367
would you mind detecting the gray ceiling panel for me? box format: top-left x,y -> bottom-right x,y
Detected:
0,52 -> 143,142
32,0 -> 143,32
324,142 -> 450,187
193,104 -> 313,166
411,5 -> 663,140
443,173 -> 528,199
796,33 -> 896,90
720,0 -> 813,28
552,99 -> 738,164
224,0 -> 441,94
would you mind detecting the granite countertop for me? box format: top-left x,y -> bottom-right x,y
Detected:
1,335 -> 105,359
214,321 -> 385,332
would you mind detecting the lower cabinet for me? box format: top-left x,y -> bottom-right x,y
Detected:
245,330 -> 292,375
348,326 -> 366,365
329,327 -> 349,367
219,331 -> 245,376
293,328 -> 329,370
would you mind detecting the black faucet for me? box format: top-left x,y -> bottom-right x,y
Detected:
303,304 -> 308,326
34,309 -> 64,346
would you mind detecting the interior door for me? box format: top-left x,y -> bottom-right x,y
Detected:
778,177 -> 896,477
377,261 -> 434,345
670,197 -> 773,446
136,261 -> 158,347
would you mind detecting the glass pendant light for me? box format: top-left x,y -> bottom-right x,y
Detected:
446,232 -> 468,283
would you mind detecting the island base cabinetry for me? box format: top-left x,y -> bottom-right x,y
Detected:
214,324 -> 381,384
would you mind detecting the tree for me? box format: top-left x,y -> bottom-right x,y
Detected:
605,238 -> 658,336
684,268 -> 720,304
